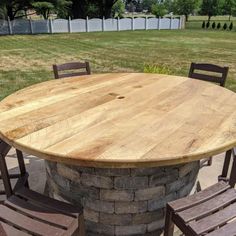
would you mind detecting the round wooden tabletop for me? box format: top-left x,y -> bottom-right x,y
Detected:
0,73 -> 236,168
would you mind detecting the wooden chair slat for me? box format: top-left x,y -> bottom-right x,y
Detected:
0,204 -> 65,236
178,188 -> 236,222
191,73 -> 224,84
191,63 -> 228,73
206,218 -> 236,236
169,181 -> 229,211
58,72 -> 89,79
56,62 -> 88,71
5,195 -> 75,228
15,187 -> 81,217
189,201 -> 236,234
0,220 -> 31,236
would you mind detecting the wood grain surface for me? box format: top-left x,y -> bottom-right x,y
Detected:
0,73 -> 236,168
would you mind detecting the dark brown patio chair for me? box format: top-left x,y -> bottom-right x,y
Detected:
189,63 -> 229,169
164,148 -> 236,236
53,61 -> 91,79
0,141 -> 28,200
0,139 -> 85,236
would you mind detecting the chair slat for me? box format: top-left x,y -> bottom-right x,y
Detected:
206,218 -> 236,236
169,181 -> 229,211
5,195 -> 75,228
0,204 -> 65,236
15,187 -> 81,217
192,63 -> 228,73
178,188 -> 236,222
0,220 -> 31,236
58,72 -> 89,79
190,201 -> 236,234
191,73 -> 223,84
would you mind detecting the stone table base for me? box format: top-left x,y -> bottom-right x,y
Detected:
46,161 -> 200,236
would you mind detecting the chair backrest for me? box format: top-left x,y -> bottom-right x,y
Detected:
188,63 -> 229,87
53,61 -> 91,79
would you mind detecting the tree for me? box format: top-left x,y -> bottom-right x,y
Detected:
71,0 -> 119,19
200,0 -> 221,21
0,0 -> 31,20
32,0 -> 71,19
173,0 -> 199,21
32,1 -> 54,19
202,21 -> 205,28
222,0 -> 236,21
112,0 -> 125,17
164,0 -> 175,13
151,2 -> 167,18
223,22 -> 228,29
142,0 -> 156,12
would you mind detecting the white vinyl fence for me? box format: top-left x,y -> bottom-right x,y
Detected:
0,16 -> 184,35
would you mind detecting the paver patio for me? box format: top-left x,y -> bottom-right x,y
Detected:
0,149 -> 226,235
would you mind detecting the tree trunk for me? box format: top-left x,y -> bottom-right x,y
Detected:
208,15 -> 211,21
185,14 -> 188,22
72,0 -> 87,19
6,6 -> 14,20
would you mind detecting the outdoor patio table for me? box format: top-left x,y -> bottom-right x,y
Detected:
0,73 -> 236,236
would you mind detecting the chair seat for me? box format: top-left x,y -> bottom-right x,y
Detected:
168,181 -> 236,235
0,187 -> 84,236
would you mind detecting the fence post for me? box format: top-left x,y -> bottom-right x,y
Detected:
180,15 -> 186,29
29,18 -> 33,34
132,17 -> 134,30
49,18 -> 53,34
145,16 -> 148,30
68,16 -> 72,33
8,17 -> 12,35
170,16 -> 172,29
86,16 -> 89,32
117,17 -> 120,31
102,16 -> 105,32
158,17 -> 161,30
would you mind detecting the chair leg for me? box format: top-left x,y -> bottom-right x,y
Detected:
164,205 -> 174,236
78,214 -> 86,236
16,149 -> 29,188
218,149 -> 232,182
0,141 -> 12,197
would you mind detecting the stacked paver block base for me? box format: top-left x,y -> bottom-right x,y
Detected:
46,161 -> 200,236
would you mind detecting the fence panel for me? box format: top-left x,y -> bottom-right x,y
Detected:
53,19 -> 68,33
71,19 -> 86,32
89,18 -> 102,32
105,18 -> 117,31
172,18 -> 180,29
147,18 -> 158,30
120,18 -> 132,31
32,20 -> 50,34
160,18 -> 171,29
12,19 -> 30,34
134,18 -> 145,30
0,20 -> 9,35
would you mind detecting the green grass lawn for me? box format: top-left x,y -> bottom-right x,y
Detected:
0,29 -> 236,100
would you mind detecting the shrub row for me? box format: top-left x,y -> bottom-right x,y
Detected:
202,21 -> 233,30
